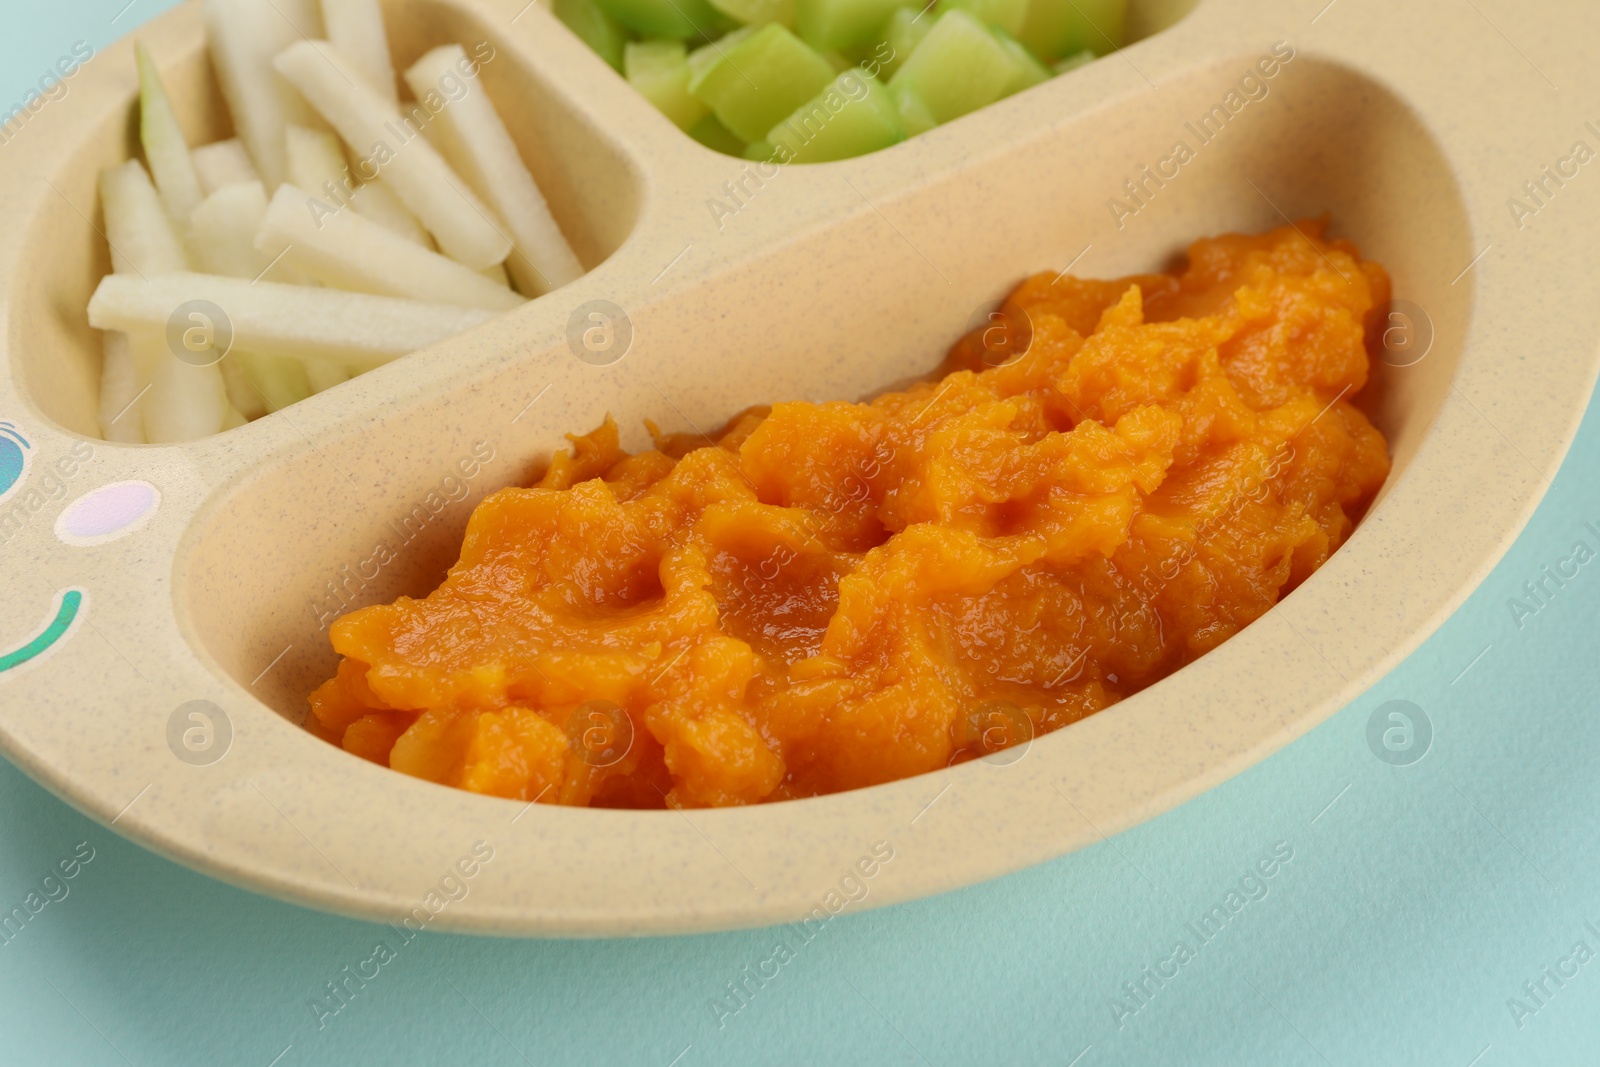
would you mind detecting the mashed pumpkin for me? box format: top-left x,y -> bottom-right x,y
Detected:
308,221 -> 1392,808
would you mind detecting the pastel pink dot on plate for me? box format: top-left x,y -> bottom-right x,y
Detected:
54,480 -> 160,547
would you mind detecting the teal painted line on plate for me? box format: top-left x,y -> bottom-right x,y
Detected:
0,588 -> 84,673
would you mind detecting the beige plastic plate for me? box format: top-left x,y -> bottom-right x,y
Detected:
0,0 -> 1594,936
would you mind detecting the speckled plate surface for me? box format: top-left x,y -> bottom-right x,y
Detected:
0,0 -> 1594,935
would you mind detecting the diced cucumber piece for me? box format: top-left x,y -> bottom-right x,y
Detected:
992,28 -> 1051,95
935,0 -> 1025,36
554,0 -> 630,72
821,50 -> 853,72
238,350 -> 313,413
706,0 -> 794,27
595,0 -> 724,40
891,80 -> 936,135
767,70 -> 905,162
1052,48 -> 1095,74
687,113 -> 747,154
1016,0 -> 1125,62
744,139 -> 776,160
878,7 -> 929,78
688,25 -> 759,85
794,0 -> 905,51
626,40 -> 710,129
887,10 -> 1013,125
689,24 -> 834,142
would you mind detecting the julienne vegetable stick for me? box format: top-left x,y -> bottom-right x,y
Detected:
350,177 -> 431,246
145,332 -> 230,442
187,180 -> 298,418
319,0 -> 399,102
305,361 -> 351,393
90,1 -> 592,441
257,184 -> 524,311
273,40 -> 512,270
88,273 -> 497,366
284,123 -> 428,247
201,0 -> 324,188
97,332 -> 145,443
189,180 -> 291,281
100,162 -> 236,441
404,46 -> 583,296
99,159 -> 187,276
237,351 -> 313,413
98,160 -> 232,443
135,42 -> 203,228
190,138 -> 259,195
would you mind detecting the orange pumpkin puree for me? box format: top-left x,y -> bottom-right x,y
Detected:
308,221 -> 1392,809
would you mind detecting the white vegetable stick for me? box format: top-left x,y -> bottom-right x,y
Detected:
319,0 -> 397,102
98,160 -> 229,439
304,360 -> 350,393
275,0 -> 326,41
480,261 -> 510,287
143,331 -> 228,442
136,42 -> 203,229
285,123 -> 427,246
274,40 -> 511,268
99,160 -> 188,276
189,181 -> 297,281
218,353 -> 267,420
285,123 -> 357,203
203,0 -> 322,188
404,45 -> 583,296
186,180 -> 301,420
97,331 -> 147,443
191,139 -> 259,195
221,403 -> 249,431
257,184 -> 523,311
351,176 -> 429,245
89,273 -> 496,366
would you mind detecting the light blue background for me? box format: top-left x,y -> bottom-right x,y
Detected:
3,2 -> 1597,1065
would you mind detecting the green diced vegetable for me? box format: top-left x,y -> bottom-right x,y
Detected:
992,28 -> 1051,95
554,0 -> 631,71
687,25 -> 759,85
687,113 -> 748,154
794,0 -> 906,51
887,9 -> 1013,125
689,24 -> 834,142
1015,0 -> 1125,62
743,139 -> 776,160
934,0 -> 1025,36
821,50 -> 854,72
767,70 -> 905,162
595,0 -> 723,41
1052,48 -> 1095,74
706,0 -> 794,27
626,40 -> 710,128
878,7 -> 930,78
891,80 -> 936,135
